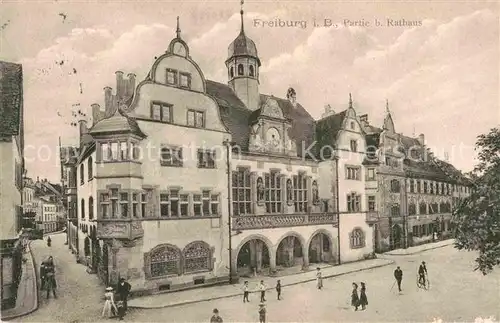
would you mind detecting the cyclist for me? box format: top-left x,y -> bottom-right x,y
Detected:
418,261 -> 428,286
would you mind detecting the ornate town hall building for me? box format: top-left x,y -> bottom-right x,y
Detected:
67,12 -> 376,295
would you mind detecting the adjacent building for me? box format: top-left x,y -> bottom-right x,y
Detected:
0,61 -> 25,310
69,13 -> 375,295
361,107 -> 472,252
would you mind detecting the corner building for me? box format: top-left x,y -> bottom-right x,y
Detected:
74,15 -> 374,296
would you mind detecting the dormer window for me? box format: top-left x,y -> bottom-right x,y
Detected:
166,68 -> 178,85
350,121 -> 355,130
237,64 -> 244,76
350,140 -> 358,152
249,65 -> 255,77
179,72 -> 191,88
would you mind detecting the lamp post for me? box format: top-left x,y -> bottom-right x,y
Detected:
223,139 -> 236,284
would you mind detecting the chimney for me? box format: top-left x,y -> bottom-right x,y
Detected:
126,73 -> 136,98
417,133 -> 425,146
79,119 -> 89,138
359,114 -> 369,126
91,103 -> 104,126
286,87 -> 297,107
104,87 -> 113,116
115,71 -> 124,100
37,176 -> 39,182
321,104 -> 335,119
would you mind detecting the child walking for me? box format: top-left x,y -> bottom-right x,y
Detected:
258,303 -> 266,323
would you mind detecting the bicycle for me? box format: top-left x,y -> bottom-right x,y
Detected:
416,273 -> 430,290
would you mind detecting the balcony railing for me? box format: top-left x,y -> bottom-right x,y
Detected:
232,213 -> 338,231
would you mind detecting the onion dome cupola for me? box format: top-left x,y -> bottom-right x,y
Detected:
226,0 -> 261,111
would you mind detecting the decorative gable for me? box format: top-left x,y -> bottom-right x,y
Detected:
260,97 -> 284,120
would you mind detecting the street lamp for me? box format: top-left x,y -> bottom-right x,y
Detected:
223,139 -> 236,284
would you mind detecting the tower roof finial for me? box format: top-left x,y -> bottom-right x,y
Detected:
240,0 -> 245,33
349,93 -> 353,108
386,98 -> 390,113
176,16 -> 181,38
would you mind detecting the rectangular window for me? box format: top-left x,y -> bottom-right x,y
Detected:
350,140 -> 358,152
232,169 -> 252,215
111,189 -> 118,217
180,194 -> 189,216
120,193 -> 129,217
417,180 -> 421,193
111,143 -> 119,160
160,146 -> 183,167
193,194 -> 202,216
210,194 -> 219,215
202,191 -> 211,216
423,182 -> 428,194
120,142 -> 128,160
166,68 -> 178,85
170,190 -> 179,216
346,166 -> 360,180
265,172 -> 282,214
367,168 -> 375,180
102,143 -> 110,161
368,196 -> 376,211
430,182 -> 434,194
132,193 -> 138,217
187,110 -> 204,128
410,180 -> 415,193
347,193 -> 361,212
391,204 -> 400,217
197,150 -> 216,168
179,73 -> 191,88
160,193 -> 170,217
151,102 -> 172,123
293,174 -> 308,213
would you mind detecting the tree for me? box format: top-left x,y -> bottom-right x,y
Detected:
452,127 -> 500,275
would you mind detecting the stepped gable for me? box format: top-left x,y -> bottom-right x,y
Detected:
206,80 -> 316,156
315,110 -> 347,158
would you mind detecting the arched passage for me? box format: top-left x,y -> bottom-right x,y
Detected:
236,236 -> 272,277
392,224 -> 403,249
308,230 -> 335,264
275,232 -> 306,268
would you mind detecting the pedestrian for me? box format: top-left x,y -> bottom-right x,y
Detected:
102,287 -> 118,318
210,308 -> 223,323
40,261 -> 47,290
116,277 -> 131,312
116,298 -> 126,321
359,282 -> 368,310
242,281 -> 250,303
316,267 -> 323,290
45,269 -> 57,299
258,302 -> 266,323
394,266 -> 403,292
47,236 -> 52,247
351,282 -> 360,311
276,280 -> 282,300
258,280 -> 266,302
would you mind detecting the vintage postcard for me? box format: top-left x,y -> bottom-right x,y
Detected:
0,0 -> 499,322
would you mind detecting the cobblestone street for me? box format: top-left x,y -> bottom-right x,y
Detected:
15,235 -> 500,322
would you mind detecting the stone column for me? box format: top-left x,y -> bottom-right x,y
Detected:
269,246 -> 277,274
286,237 -> 294,266
255,240 -> 263,272
302,238 -> 309,269
249,240 -> 257,269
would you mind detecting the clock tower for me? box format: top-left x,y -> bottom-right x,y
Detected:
226,3 -> 261,111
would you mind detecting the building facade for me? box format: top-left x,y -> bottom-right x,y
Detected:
60,146 -> 79,257
0,61 -> 25,310
70,14 -> 375,296
361,108 -> 471,252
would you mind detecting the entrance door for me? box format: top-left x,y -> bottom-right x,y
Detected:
392,225 -> 402,249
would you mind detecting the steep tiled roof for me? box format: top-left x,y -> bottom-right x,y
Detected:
433,159 -> 472,185
206,81 -> 316,156
315,110 -> 347,158
405,159 -> 450,181
0,61 -> 23,136
90,108 -> 146,138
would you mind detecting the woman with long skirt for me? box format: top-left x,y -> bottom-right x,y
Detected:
359,282 -> 368,310
316,268 -> 323,290
102,287 -> 118,318
351,282 -> 360,311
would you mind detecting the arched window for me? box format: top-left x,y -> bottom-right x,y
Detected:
80,164 -> 84,185
409,203 -> 416,215
89,196 -> 94,220
88,157 -> 93,181
237,64 -> 244,76
147,244 -> 181,279
419,202 -> 427,214
409,179 -> 415,193
350,228 -> 365,249
81,198 -> 85,219
183,241 -> 212,274
249,65 -> 255,77
390,179 -> 400,193
230,67 -> 234,78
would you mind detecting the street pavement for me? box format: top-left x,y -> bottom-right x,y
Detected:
16,234 -> 500,322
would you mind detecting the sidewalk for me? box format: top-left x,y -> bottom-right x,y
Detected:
128,257 -> 393,309
0,243 -> 38,321
383,239 -> 454,256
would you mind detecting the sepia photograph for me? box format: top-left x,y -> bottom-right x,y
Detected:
0,0 -> 499,322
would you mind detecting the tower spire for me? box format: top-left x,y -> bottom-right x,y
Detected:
240,0 -> 245,33
386,98 -> 390,114
349,93 -> 353,108
176,16 -> 181,38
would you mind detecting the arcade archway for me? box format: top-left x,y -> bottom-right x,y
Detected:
276,235 -> 304,268
236,238 -> 271,277
308,232 -> 334,264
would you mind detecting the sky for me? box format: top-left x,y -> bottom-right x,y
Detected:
1,0 -> 498,182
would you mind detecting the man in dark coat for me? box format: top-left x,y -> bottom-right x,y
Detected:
394,266 -> 403,292
116,278 -> 131,311
418,261 -> 428,285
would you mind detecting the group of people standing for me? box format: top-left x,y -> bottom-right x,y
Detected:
39,256 -> 57,299
101,278 -> 132,320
